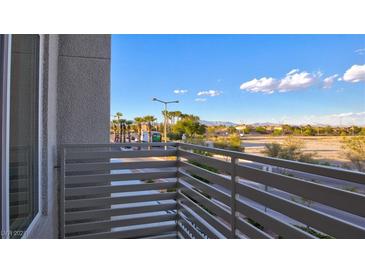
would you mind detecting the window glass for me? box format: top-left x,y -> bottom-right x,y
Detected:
9,34 -> 39,238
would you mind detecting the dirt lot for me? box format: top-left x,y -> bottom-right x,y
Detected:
242,135 -> 349,167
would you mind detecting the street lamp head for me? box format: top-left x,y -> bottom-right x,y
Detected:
152,98 -> 157,101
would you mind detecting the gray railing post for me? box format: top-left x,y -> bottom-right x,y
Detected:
230,156 -> 238,239
59,146 -> 65,239
176,143 -> 181,236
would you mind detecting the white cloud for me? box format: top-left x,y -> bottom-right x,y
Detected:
323,74 -> 339,89
195,98 -> 207,102
342,64 -> 365,83
355,48 -> 365,55
197,90 -> 221,97
239,77 -> 278,94
278,71 -> 320,92
173,89 -> 188,94
287,69 -> 299,75
240,69 -> 321,94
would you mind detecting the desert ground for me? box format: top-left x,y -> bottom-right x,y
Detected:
242,135 -> 349,167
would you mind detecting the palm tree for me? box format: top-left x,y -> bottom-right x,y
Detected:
162,110 -> 173,134
115,112 -> 123,120
134,117 -> 144,143
111,119 -> 119,142
170,110 -> 182,125
143,115 -> 157,143
119,119 -> 127,143
125,120 -> 133,142
113,112 -> 123,142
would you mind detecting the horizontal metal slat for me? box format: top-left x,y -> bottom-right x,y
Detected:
177,224 -> 192,239
65,181 -> 177,198
179,170 -> 231,206
178,191 -> 231,238
235,216 -> 273,239
179,143 -> 365,185
178,216 -> 204,239
236,182 -> 365,238
236,164 -> 365,218
66,160 -> 177,172
142,232 -> 177,239
178,150 -> 231,173
178,143 -> 240,158
235,199 -> 314,239
65,192 -> 177,210
179,161 -> 231,190
238,153 -> 365,185
66,149 -> 177,160
178,202 -> 219,239
65,202 -> 176,222
63,142 -> 177,149
69,223 -> 177,239
179,180 -> 231,223
66,213 -> 176,234
66,171 -> 177,185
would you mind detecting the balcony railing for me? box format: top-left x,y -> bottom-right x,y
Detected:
60,142 -> 365,239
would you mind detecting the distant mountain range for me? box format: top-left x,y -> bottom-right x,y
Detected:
201,121 -> 281,127
200,121 -> 351,127
200,120 -> 238,127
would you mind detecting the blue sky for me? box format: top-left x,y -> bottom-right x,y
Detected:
111,35 -> 365,125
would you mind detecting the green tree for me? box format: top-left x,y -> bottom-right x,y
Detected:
243,126 -> 251,134
282,124 -> 293,135
293,128 -> 302,135
324,126 -> 333,135
303,125 -> 315,136
172,113 -> 206,138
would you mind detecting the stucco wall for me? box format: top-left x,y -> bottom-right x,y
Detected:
57,35 -> 110,145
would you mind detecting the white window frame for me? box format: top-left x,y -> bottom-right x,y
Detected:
1,34 -> 11,239
1,34 -> 43,239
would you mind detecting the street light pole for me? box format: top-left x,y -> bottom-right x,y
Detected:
152,98 -> 179,143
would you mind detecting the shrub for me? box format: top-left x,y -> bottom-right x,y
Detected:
272,129 -> 283,136
263,136 -> 317,163
212,134 -> 244,152
264,143 -> 282,157
167,132 -> 182,140
341,136 -> 365,172
255,126 -> 267,134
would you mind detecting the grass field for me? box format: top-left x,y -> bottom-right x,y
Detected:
242,135 -> 349,167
